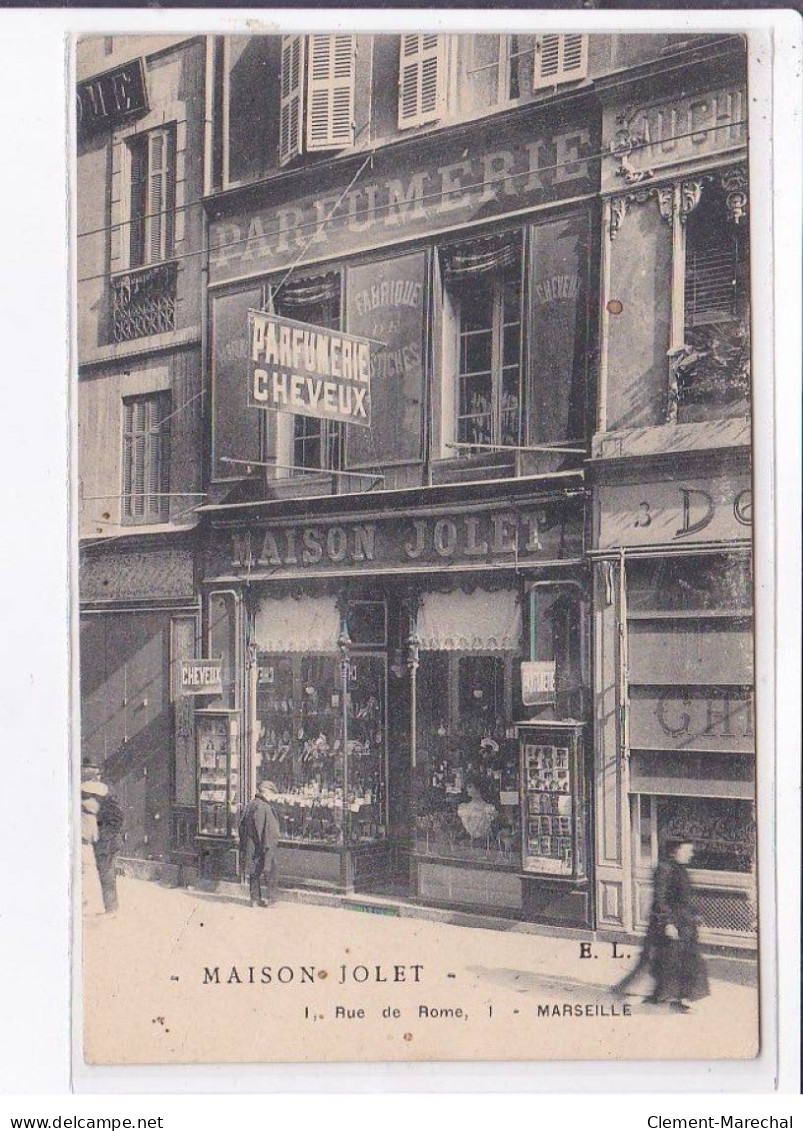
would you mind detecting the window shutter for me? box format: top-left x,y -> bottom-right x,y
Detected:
145,127 -> 176,264
128,138 -> 147,268
533,34 -> 587,88
685,234 -> 739,327
307,34 -> 356,152
279,34 -> 305,166
398,34 -> 447,129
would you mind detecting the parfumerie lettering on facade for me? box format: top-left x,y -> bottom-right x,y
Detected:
248,310 -> 372,428
209,120 -> 595,281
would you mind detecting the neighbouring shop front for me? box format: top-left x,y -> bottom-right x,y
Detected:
591,463 -> 756,949
194,488 -> 595,927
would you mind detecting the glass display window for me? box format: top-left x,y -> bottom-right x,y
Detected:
252,646 -> 388,848
627,554 -> 753,615
519,725 -> 586,878
197,712 -> 239,838
644,795 -> 755,874
414,649 -> 520,865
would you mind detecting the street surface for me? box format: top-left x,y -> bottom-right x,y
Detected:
82,878 -> 758,1065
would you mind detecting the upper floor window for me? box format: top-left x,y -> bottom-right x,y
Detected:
272,272 -> 343,472
128,126 -> 176,267
442,233 -> 523,449
468,34 -> 588,114
122,391 -> 171,522
673,175 -> 750,421
398,34 -> 449,129
279,34 -> 356,166
533,34 -> 588,89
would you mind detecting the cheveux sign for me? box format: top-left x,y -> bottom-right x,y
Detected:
209,108 -> 598,284
212,503 -> 583,580
248,310 -> 372,428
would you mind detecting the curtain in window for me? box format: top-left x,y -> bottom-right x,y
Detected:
440,231 -> 521,284
253,595 -> 341,653
275,272 -> 340,311
416,588 -> 522,652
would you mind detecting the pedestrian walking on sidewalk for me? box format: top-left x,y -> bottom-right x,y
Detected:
81,779 -> 108,920
239,779 -> 281,908
641,841 -> 710,1012
95,780 -> 124,914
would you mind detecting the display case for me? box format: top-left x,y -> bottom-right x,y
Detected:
253,650 -> 387,849
516,720 -> 591,927
196,710 -> 239,838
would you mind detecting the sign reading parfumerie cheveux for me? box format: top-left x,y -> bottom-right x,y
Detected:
248,310 -> 373,428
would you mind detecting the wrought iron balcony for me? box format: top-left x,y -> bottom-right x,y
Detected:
111,260 -> 178,343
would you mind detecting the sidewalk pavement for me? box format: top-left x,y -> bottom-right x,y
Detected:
81,877 -> 759,1066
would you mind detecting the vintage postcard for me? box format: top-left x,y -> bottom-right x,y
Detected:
76,21 -> 764,1066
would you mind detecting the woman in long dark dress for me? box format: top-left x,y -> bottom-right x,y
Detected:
646,840 -> 710,1013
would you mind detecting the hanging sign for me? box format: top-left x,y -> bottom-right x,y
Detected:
180,659 -> 223,697
247,310 -> 373,428
77,59 -> 148,138
521,661 -> 557,707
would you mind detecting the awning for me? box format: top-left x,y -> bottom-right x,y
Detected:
629,750 -> 755,801
417,588 -> 522,652
253,595 -> 341,653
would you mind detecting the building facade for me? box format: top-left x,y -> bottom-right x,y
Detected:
77,36 -> 207,870
76,31 -> 755,943
590,37 -> 754,949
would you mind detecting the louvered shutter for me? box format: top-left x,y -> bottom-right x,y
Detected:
279,34 -> 305,166
128,138 -> 148,268
307,34 -> 356,152
122,400 -> 134,517
398,34 -> 447,129
145,127 -> 176,264
685,234 -> 739,327
533,34 -> 587,88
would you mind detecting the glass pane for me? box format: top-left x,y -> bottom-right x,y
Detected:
528,587 -> 584,719
459,280 -> 494,333
460,328 -> 492,375
413,652 -> 519,866
627,555 -> 753,614
656,796 -> 755,873
346,654 -> 386,843
347,600 -> 387,646
254,653 -> 345,845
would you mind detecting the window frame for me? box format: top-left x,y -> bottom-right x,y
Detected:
126,124 -> 177,270
452,264 -> 524,451
269,272 -> 345,476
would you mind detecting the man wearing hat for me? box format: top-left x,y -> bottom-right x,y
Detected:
81,765 -> 125,914
239,780 -> 281,908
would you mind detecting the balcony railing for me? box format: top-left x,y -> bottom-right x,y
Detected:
111,261 -> 178,343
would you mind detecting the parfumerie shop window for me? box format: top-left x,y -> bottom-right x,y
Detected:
252,595 -> 387,846
413,587 -> 523,865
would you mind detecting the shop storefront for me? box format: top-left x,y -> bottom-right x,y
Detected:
195,488 -> 594,925
591,464 -> 756,948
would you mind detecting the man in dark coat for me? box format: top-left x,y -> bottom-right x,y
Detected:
95,785 -> 125,914
82,764 -> 124,914
239,779 -> 281,907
